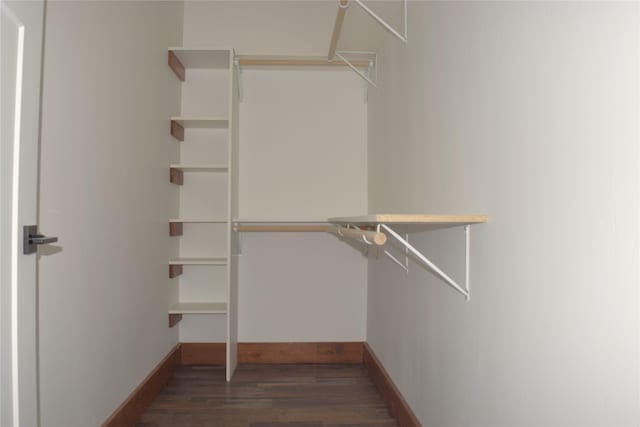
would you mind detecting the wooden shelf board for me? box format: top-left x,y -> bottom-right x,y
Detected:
169,302 -> 227,315
170,117 -> 228,128
170,219 -> 228,223
329,214 -> 488,225
168,48 -> 231,69
169,257 -> 228,265
170,164 -> 228,173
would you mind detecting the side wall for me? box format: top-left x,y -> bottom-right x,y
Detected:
367,2 -> 639,426
38,1 -> 183,425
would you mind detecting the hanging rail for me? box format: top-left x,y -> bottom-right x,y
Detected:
233,225 -> 328,233
237,57 -> 369,68
233,223 -> 387,247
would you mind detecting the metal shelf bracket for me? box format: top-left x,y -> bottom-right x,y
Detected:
334,51 -> 377,88
377,223 -> 472,300
353,0 -> 408,44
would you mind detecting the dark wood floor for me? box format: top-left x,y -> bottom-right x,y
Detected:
137,364 -> 397,427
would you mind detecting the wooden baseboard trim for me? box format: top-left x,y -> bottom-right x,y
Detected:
178,342 -> 364,365
181,342 -> 226,365
363,343 -> 421,427
102,343 -> 181,427
238,342 -> 364,364
102,342 -> 417,426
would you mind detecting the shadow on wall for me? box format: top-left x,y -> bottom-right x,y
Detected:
37,245 -> 62,256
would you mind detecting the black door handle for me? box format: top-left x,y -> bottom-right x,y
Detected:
23,225 -> 58,254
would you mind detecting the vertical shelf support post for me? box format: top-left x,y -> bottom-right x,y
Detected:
464,225 -> 470,300
234,59 -> 243,102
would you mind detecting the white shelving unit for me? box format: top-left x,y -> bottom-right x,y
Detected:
167,47 -> 239,381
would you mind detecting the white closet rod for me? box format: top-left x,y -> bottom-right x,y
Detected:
234,224 -> 387,246
234,225 -> 327,233
237,58 -> 369,68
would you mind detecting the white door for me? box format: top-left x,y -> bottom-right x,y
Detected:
1,0 -> 46,426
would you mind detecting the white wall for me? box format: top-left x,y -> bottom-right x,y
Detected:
183,3 -> 369,342
367,2 -> 639,426
236,69 -> 368,342
38,1 -> 183,425
239,232 -> 367,342
239,69 -> 367,220
182,0 -> 335,55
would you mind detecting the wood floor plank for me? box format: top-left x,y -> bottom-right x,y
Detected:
137,364 -> 397,427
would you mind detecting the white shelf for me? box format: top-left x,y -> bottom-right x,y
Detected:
329,214 -> 488,226
169,302 -> 227,314
170,164 -> 228,173
171,117 -> 228,128
170,218 -> 227,223
168,48 -> 231,69
170,257 -> 228,265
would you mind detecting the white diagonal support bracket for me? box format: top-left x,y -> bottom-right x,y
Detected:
354,0 -> 407,44
378,224 -> 471,300
335,51 -> 377,87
